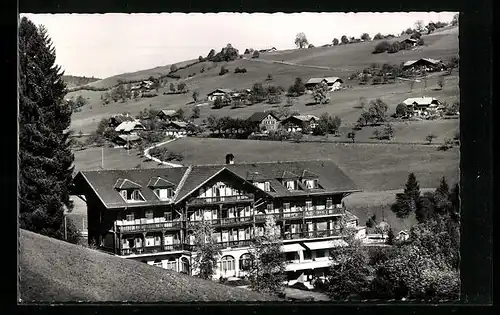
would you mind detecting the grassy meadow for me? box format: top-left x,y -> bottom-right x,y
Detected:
67,27 -> 459,135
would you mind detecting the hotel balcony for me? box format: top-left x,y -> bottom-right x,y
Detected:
119,242 -> 186,256
186,193 -> 255,206
116,220 -> 182,233
283,229 -> 341,240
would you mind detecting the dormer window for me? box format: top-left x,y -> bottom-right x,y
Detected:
153,188 -> 174,200
253,181 -> 271,192
304,179 -> 319,189
120,189 -> 145,202
286,180 -> 297,190
148,176 -> 175,201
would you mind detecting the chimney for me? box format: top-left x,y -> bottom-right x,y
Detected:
225,153 -> 235,165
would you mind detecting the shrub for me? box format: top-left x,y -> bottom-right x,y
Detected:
396,103 -> 410,118
417,38 -> 425,46
372,76 -> 383,85
387,42 -> 400,54
252,50 -> 260,58
372,41 -> 391,54
219,66 -> 229,76
266,74 -> 273,81
170,64 -> 178,72
234,67 -> 247,73
426,133 -> 437,144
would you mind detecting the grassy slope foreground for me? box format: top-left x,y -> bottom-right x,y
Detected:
19,229 -> 277,302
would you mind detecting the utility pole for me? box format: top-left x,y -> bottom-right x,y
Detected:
101,146 -> 104,169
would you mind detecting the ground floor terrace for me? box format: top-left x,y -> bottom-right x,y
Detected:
125,236 -> 354,281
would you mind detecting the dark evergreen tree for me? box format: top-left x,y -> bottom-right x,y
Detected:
19,17 -> 79,243
391,173 -> 421,219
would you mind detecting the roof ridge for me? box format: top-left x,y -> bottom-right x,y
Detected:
173,165 -> 193,201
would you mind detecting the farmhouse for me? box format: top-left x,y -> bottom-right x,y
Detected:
403,97 -> 441,110
402,58 -> 444,71
305,77 -> 343,91
164,121 -> 193,137
108,113 -> 134,128
247,111 -> 281,131
207,89 -> 233,102
71,158 -> 365,282
114,121 -> 146,134
156,109 -> 178,122
281,115 -> 320,133
399,38 -> 418,47
113,134 -> 142,148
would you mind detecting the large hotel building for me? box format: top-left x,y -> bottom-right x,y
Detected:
72,157 -> 366,281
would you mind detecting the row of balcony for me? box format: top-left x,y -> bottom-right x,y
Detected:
116,207 -> 343,233
118,229 -> 342,256
186,194 -> 255,206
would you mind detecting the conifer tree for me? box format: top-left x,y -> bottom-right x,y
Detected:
249,215 -> 286,296
19,17 -> 79,243
391,173 -> 421,219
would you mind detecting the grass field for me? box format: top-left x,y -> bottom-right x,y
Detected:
67,27 -> 459,135
19,229 -> 277,302
259,28 -> 459,70
73,146 -> 165,171
162,137 -> 459,192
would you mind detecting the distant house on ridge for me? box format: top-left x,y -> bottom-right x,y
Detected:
305,77 -> 343,91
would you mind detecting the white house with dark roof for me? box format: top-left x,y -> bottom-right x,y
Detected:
72,158 -> 365,282
305,77 -> 343,91
280,114 -> 320,133
114,120 -> 146,134
207,89 -> 234,102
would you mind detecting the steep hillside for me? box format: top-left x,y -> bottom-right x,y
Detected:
62,75 -> 101,88
67,27 -> 459,134
19,229 -> 278,302
85,59 -> 198,90
258,29 -> 458,73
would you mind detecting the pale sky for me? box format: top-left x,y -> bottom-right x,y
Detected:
22,12 -> 456,78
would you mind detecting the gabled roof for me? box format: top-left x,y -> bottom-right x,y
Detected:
280,170 -> 300,180
115,121 -> 145,132
306,77 -> 342,85
147,176 -> 175,188
322,77 -> 343,84
403,58 -> 443,67
403,97 -> 440,106
247,111 -> 280,122
157,109 -> 177,117
293,114 -> 320,122
173,166 -> 272,204
74,160 -> 360,209
207,88 -> 233,96
116,134 -> 141,142
167,121 -> 190,129
114,178 -> 142,190
301,169 -> 319,179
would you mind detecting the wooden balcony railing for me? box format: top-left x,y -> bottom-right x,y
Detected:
283,229 -> 340,240
187,193 -> 254,206
117,221 -> 182,233
120,243 -> 186,256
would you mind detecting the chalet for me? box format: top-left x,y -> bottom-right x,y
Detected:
247,111 -> 281,132
207,89 -> 233,102
402,58 -> 445,71
399,38 -> 418,47
259,47 -> 277,53
71,158 -> 365,281
281,115 -> 320,133
305,77 -> 343,91
164,121 -> 194,137
113,134 -> 142,148
115,121 -> 146,134
108,113 -> 134,128
156,109 -> 178,122
403,97 -> 441,110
